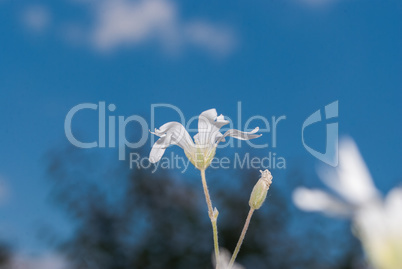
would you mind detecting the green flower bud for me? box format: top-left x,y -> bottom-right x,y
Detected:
249,169 -> 273,210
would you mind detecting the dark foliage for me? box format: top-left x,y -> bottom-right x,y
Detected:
46,148 -> 362,269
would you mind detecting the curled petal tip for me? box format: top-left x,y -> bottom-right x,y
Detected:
149,128 -> 159,135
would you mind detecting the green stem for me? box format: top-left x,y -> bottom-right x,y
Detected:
212,216 -> 219,266
229,208 -> 254,268
200,169 -> 220,268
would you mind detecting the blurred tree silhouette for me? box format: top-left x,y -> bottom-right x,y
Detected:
46,147 -> 363,269
0,243 -> 11,269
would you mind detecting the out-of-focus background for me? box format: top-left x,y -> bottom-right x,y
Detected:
0,0 -> 401,268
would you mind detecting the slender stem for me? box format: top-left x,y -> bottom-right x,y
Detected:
212,217 -> 219,266
200,169 -> 220,268
229,208 -> 255,268
200,169 -> 214,217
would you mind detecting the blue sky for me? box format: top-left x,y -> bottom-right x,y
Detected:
0,0 -> 401,264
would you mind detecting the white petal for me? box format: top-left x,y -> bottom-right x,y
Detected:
217,127 -> 261,144
385,187 -> 402,214
293,187 -> 352,216
213,248 -> 244,269
355,188 -> 402,242
384,187 -> 402,234
195,109 -> 229,146
354,205 -> 387,245
353,189 -> 402,269
149,122 -> 195,163
318,137 -> 380,206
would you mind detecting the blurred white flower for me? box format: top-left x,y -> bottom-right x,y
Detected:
293,138 -> 402,269
213,248 -> 244,269
149,108 -> 261,170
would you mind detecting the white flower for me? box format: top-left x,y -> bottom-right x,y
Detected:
354,188 -> 402,269
149,108 -> 261,170
293,138 -> 402,269
213,249 -> 245,269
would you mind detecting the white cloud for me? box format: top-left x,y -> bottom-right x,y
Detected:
89,0 -> 235,55
92,0 -> 177,50
10,253 -> 70,269
18,0 -> 235,56
21,5 -> 51,33
184,22 -> 236,55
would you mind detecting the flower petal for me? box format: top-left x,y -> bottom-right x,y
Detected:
353,188 -> 402,269
149,122 -> 195,163
213,248 -> 244,269
217,127 -> 261,144
386,187 -> 402,216
195,109 -> 229,146
293,187 -> 352,216
318,137 -> 380,206
385,187 -> 402,234
149,135 -> 170,163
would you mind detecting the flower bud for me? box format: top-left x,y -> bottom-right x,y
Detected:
249,169 -> 273,210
